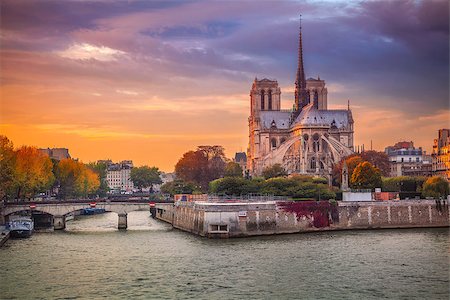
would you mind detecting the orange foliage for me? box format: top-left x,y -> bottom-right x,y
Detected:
14,146 -> 54,199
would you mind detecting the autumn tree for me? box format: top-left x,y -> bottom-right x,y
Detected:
175,145 -> 227,191
350,161 -> 382,190
57,159 -> 99,199
87,161 -> 109,196
224,162 -> 243,177
13,146 -> 55,199
360,150 -> 390,176
332,154 -> 363,186
0,136 -> 16,200
261,163 -> 287,179
130,166 -> 162,192
422,176 -> 449,199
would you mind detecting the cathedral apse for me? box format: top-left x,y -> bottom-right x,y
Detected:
247,18 -> 354,181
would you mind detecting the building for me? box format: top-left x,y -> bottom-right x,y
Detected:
385,141 -> 432,177
153,172 -> 175,193
247,20 -> 354,181
104,160 -> 134,193
432,129 -> 450,180
38,148 -> 71,160
234,152 -> 247,173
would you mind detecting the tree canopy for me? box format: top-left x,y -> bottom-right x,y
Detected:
56,158 -> 100,198
160,179 -> 200,196
0,136 -> 15,200
422,176 -> 449,199
261,163 -> 288,179
130,166 -> 162,192
350,161 -> 382,190
224,162 -> 243,177
175,145 -> 227,191
13,146 -> 55,199
209,175 -> 335,200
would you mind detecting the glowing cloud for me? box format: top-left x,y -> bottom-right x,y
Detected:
57,43 -> 126,62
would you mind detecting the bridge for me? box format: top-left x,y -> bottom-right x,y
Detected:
2,200 -> 173,230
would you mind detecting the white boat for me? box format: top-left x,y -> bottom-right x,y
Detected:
7,217 -> 34,238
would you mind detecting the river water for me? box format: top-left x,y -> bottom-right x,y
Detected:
1,212 -> 448,299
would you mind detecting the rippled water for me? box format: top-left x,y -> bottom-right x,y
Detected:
1,212 -> 448,299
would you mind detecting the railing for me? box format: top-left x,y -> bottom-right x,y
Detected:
4,198 -> 174,206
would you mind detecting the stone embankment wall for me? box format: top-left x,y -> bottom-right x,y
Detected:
155,200 -> 449,238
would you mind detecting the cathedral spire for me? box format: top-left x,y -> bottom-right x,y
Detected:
294,14 -> 306,111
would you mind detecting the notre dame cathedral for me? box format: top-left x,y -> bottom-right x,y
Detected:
247,20 -> 354,181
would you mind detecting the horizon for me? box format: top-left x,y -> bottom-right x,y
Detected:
1,0 -> 449,172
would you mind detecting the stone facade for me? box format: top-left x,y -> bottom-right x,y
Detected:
385,141 -> 432,177
432,129 -> 450,180
247,23 -> 354,179
156,200 -> 449,238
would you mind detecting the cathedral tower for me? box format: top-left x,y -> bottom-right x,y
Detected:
294,15 -> 308,112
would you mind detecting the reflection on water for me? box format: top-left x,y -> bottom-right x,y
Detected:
65,211 -> 167,232
1,218 -> 448,299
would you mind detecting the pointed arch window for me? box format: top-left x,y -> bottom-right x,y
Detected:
271,138 -> 277,149
314,90 -> 319,109
261,90 -> 265,110
310,157 -> 316,170
268,90 -> 272,110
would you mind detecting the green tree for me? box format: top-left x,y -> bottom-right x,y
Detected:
224,162 -> 243,177
13,146 -> 55,200
422,176 -> 449,199
261,163 -> 287,179
350,161 -> 382,190
160,179 -> 199,196
130,166 -> 162,192
0,136 -> 16,200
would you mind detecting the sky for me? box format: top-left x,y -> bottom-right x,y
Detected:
0,0 -> 448,172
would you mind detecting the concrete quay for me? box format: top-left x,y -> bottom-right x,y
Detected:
155,199 -> 450,238
0,226 -> 10,247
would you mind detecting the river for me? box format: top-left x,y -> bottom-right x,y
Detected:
1,212 -> 448,299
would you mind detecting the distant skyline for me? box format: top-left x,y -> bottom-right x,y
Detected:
1,0 -> 448,172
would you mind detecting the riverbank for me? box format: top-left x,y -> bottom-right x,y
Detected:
155,199 -> 450,238
0,225 -> 10,247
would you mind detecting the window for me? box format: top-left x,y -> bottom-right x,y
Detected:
271,138 -> 277,148
268,90 -> 272,110
416,157 -> 420,162
261,90 -> 265,110
209,224 -> 228,232
310,157 -> 316,170
314,90 -> 319,109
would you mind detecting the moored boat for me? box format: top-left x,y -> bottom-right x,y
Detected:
7,218 -> 34,238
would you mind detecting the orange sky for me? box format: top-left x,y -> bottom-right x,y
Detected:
1,1 -> 449,172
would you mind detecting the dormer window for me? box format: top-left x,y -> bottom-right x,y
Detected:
270,120 -> 277,129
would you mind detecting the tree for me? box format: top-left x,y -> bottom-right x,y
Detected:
160,179 -> 199,196
332,154 -> 363,186
13,146 -> 55,199
360,150 -> 390,176
224,162 -> 243,177
422,176 -> 449,199
350,161 -> 382,190
175,145 -> 227,191
56,159 -> 99,199
87,161 -> 109,196
261,164 -> 287,179
382,176 -> 426,192
130,166 -> 162,192
0,136 -> 15,200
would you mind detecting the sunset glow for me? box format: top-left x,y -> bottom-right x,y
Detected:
1,0 -> 448,171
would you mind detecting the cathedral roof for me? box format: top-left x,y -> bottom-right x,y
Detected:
260,111 -> 291,129
292,102 -> 351,129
